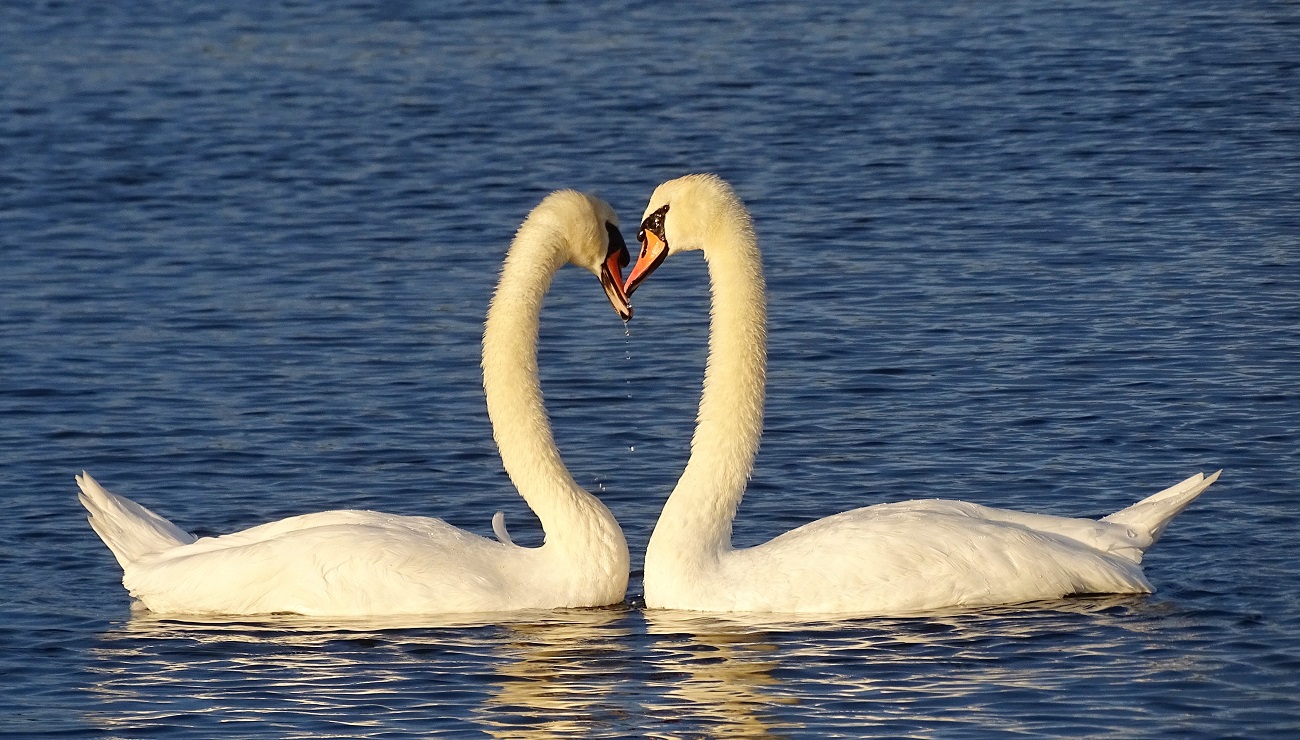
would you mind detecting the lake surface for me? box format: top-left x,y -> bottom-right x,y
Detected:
2,0 -> 1298,736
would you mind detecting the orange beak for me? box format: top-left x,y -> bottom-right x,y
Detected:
626,229 -> 668,296
600,241 -> 632,321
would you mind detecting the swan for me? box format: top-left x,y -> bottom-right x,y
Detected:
78,190 -> 634,616
625,173 -> 1221,615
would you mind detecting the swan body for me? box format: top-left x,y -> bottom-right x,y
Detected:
626,173 -> 1220,615
79,190 -> 633,616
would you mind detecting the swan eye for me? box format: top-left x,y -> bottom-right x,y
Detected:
640,204 -> 669,235
605,222 -> 627,261
637,204 -> 670,254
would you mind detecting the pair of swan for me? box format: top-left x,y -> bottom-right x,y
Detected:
79,176 -> 1219,617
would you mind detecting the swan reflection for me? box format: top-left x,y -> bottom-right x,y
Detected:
82,596 -> 1196,736
474,609 -> 633,738
85,606 -> 634,738
643,611 -> 802,738
644,595 -> 1182,737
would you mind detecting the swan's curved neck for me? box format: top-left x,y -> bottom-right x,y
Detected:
481,225 -> 618,553
655,213 -> 767,555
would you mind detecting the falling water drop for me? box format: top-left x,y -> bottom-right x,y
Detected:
625,333 -> 633,399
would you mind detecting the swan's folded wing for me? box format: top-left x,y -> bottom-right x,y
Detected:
124,513 -> 522,615
724,502 -> 1151,614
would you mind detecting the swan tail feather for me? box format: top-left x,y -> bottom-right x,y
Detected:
1101,470 -> 1221,548
76,472 -> 196,570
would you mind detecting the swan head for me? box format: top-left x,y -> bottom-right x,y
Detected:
626,174 -> 741,295
534,190 -> 632,320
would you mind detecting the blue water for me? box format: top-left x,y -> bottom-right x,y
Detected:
3,0 -> 1298,736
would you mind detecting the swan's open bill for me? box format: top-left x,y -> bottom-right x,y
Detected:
600,221 -> 633,320
629,173 -> 1221,616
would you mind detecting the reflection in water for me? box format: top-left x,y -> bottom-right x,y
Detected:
81,596 -> 1210,737
643,612 -> 802,739
641,596 -> 1187,738
475,610 -> 634,739
85,607 -> 635,739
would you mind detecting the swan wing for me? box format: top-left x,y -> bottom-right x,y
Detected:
124,512 -> 534,616
718,501 -> 1152,615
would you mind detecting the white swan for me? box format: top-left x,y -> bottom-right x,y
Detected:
625,173 -> 1221,615
78,190 -> 633,616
